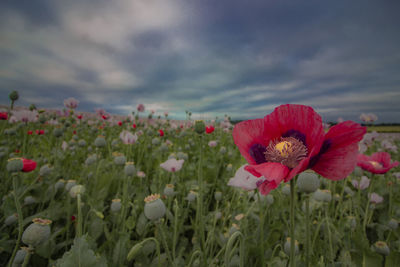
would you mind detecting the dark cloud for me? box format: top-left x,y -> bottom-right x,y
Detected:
0,0 -> 399,122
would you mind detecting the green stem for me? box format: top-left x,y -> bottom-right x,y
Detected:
325,207 -> 334,262
157,223 -> 175,266
305,195 -> 310,267
172,200 -> 179,260
188,250 -> 202,267
21,249 -> 32,267
8,174 -> 24,267
77,194 -> 82,238
290,179 -> 296,267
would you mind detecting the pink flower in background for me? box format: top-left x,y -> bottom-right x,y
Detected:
61,141 -> 68,151
393,172 -> 400,179
10,110 -> 38,123
64,97 -> 79,109
357,152 -> 399,174
337,117 -> 344,123
227,165 -> 259,190
369,193 -> 383,204
95,108 -> 107,117
208,140 -> 218,147
119,130 -> 138,144
351,176 -> 370,190
164,112 -> 169,116
137,171 -> 146,178
137,104 -> 145,112
160,158 -> 184,172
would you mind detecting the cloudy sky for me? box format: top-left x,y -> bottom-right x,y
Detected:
1,0 -> 399,122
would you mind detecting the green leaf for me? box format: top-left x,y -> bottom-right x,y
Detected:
55,236 -> 107,267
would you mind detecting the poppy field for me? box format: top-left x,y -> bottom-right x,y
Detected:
1,98 -> 400,267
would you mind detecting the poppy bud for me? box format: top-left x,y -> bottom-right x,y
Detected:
5,214 -> 18,226
9,90 -> 19,101
22,218 -> 52,247
144,194 -> 166,221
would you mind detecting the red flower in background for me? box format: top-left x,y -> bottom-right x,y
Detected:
0,112 -> 8,120
159,129 -> 164,137
233,104 -> 366,195
36,129 -> 45,135
132,124 -> 137,129
27,130 -> 33,135
206,125 -> 215,134
73,130 -> 77,135
118,121 -> 122,126
357,152 -> 399,174
76,114 -> 83,120
22,158 -> 37,172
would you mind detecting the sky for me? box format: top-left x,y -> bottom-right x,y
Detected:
1,0 -> 400,122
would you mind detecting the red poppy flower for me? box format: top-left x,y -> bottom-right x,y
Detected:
357,152 -> 399,174
102,115 -> 108,120
206,125 -> 215,134
27,130 -> 33,135
233,104 -> 366,195
36,129 -> 45,135
73,130 -> 77,135
71,215 -> 76,222
118,121 -> 122,126
0,112 -> 8,120
76,115 -> 83,120
22,158 -> 37,172
159,129 -> 164,137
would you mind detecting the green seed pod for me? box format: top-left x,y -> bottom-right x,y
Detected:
282,184 -> 291,196
124,162 -> 136,176
65,180 -> 77,191
39,164 -> 52,177
85,154 -> 97,166
94,136 -> 106,147
144,194 -> 166,221
152,137 -> 161,146
219,146 -> 227,154
266,194 -> 274,205
69,185 -> 85,198
374,241 -> 390,256
186,191 -> 197,202
78,139 -> 87,147
13,247 -> 29,265
313,189 -> 332,202
39,115 -> 47,124
163,184 -> 175,197
353,166 -> 363,176
388,219 -> 398,230
9,90 -> 19,101
24,196 -> 37,205
110,199 -> 122,213
214,191 -> 222,201
284,237 -> 299,256
7,158 -> 23,172
22,218 -> 52,247
53,128 -> 63,138
114,155 -> 126,166
5,214 -> 18,226
54,179 -> 65,190
297,172 -> 320,193
194,120 -> 206,134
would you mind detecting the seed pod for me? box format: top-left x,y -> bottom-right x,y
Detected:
53,128 -> 63,138
5,214 -> 18,226
374,241 -> 390,256
194,120 -> 206,134
9,90 -> 19,101
69,185 -> 85,198
214,191 -> 222,201
54,179 -> 65,190
114,155 -> 126,166
6,158 -> 23,172
144,194 -> 166,221
284,237 -> 299,256
124,162 -> 136,176
13,247 -> 28,265
24,196 -> 37,205
65,180 -> 77,192
39,164 -> 52,177
94,136 -> 106,147
163,184 -> 175,197
388,219 -> 398,230
186,191 -> 197,202
297,172 -> 320,193
282,184 -> 291,196
78,140 -> 87,147
22,218 -> 52,247
110,199 -> 122,213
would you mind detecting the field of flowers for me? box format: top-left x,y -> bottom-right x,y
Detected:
1,96 -> 400,267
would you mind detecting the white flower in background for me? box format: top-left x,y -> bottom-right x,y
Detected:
64,97 -> 79,109
160,158 -> 184,172
119,130 -> 138,144
208,140 -> 218,147
227,165 -> 259,191
351,176 -> 370,190
61,141 -> 68,151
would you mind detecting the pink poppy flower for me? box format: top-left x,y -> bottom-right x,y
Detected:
137,171 -> 146,178
227,165 -> 259,190
233,104 -> 366,195
208,140 -> 218,147
357,152 -> 399,174
137,104 -> 145,112
10,110 -> 38,123
160,158 -> 184,172
369,193 -> 383,204
64,97 -> 79,109
61,141 -> 68,151
119,130 -> 138,144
